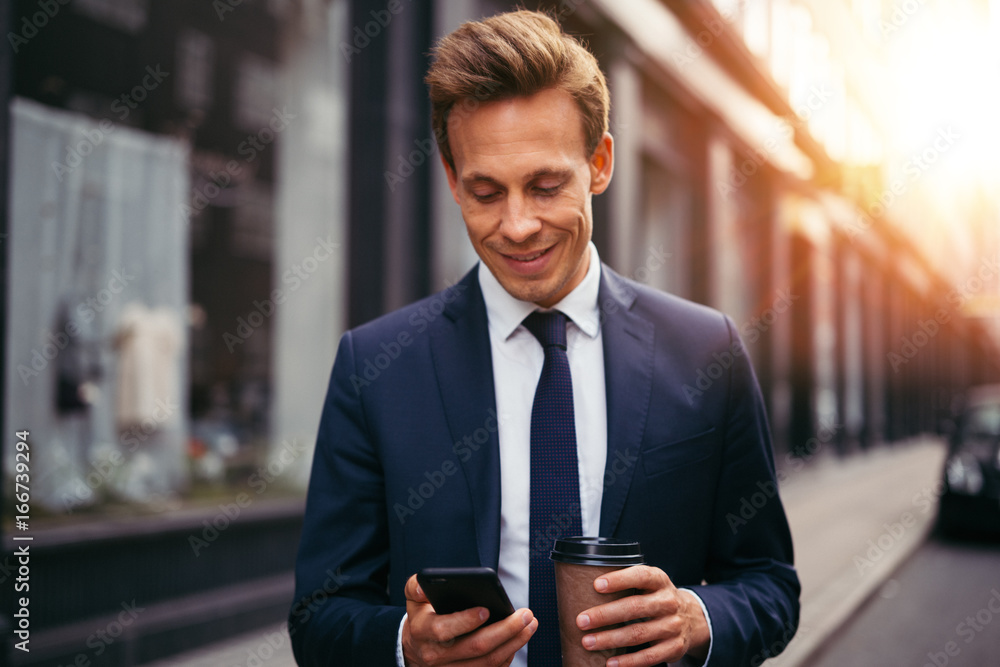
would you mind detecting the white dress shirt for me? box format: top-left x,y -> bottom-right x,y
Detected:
397,243 -> 712,666
482,242 -> 608,667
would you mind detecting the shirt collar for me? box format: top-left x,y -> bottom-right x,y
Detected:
478,242 -> 602,341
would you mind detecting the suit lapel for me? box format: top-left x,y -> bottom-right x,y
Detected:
598,265 -> 654,537
428,269 -> 502,569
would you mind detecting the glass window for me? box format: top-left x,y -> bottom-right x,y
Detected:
712,0 -> 745,26
964,403 -> 1000,438
235,54 -> 278,131
74,0 -> 149,33
232,184 -> 275,261
852,0 -> 886,44
177,29 -> 215,111
769,0 -> 794,89
640,157 -> 691,298
712,140 -> 769,327
743,0 -> 772,59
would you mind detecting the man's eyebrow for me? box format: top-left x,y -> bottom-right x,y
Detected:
525,167 -> 573,181
462,172 -> 503,188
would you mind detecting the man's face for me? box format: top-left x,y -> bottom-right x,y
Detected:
443,87 -> 613,307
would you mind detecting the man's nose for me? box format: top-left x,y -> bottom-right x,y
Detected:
499,195 -> 542,243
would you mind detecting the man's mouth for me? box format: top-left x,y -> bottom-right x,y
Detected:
496,244 -> 556,276
503,246 -> 553,262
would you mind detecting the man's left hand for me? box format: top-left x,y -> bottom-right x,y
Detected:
575,565 -> 710,666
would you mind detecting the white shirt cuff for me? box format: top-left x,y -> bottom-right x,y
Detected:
396,613 -> 408,667
678,588 -> 713,667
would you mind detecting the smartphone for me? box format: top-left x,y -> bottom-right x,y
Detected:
416,567 -> 515,625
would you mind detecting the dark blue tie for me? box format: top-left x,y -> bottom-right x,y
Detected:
523,310 -> 582,666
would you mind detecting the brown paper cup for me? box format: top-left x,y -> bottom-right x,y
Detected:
550,537 -> 644,666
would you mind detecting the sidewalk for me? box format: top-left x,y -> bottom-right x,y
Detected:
141,622 -> 296,667
148,438 -> 947,667
764,436 -> 947,666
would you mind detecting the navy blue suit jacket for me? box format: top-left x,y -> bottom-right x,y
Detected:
290,264 -> 799,666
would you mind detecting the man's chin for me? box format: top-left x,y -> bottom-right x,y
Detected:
495,276 -> 561,306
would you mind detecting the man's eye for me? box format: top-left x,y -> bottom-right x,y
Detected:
473,191 -> 500,202
534,184 -> 562,196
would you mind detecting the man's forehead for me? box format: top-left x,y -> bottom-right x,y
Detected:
448,89 -> 584,141
447,89 -> 588,160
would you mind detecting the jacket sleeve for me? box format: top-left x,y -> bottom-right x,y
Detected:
693,317 -> 800,666
289,330 -> 406,666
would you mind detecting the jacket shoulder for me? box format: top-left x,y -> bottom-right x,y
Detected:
602,264 -> 733,338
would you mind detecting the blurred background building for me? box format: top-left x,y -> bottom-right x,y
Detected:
3,0 -> 1000,664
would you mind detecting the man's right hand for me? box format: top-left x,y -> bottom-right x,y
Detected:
402,573 -> 538,666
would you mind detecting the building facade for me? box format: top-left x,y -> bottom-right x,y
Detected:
3,0 -> 1000,663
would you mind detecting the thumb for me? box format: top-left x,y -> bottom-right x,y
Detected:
405,574 -> 429,604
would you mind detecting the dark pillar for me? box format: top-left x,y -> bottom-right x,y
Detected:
833,239 -> 848,454
382,0 -> 433,311
347,0 -> 433,326
754,184 -> 777,423
789,235 -> 815,456
688,120 -> 712,307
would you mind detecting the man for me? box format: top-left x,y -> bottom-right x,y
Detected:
290,10 -> 798,667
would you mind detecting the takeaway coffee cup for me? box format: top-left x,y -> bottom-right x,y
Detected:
550,537 -> 644,666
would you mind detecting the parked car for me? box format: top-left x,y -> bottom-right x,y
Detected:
938,384 -> 1000,534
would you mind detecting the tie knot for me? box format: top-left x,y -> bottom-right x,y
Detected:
523,310 -> 568,350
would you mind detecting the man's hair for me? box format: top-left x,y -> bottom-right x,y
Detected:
425,9 -> 610,170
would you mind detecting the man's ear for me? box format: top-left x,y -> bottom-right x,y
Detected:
441,153 -> 461,205
589,132 -> 614,195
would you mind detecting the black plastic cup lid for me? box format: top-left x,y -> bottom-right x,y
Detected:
550,537 -> 644,566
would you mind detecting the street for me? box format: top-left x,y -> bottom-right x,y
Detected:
811,531 -> 1000,666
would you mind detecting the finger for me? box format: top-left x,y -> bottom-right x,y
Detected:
479,615 -> 538,665
501,616 -> 538,657
600,637 -> 686,667
443,609 -> 536,662
577,593 -> 656,631
594,565 -> 668,594
426,606 -> 492,644
581,614 -> 683,653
